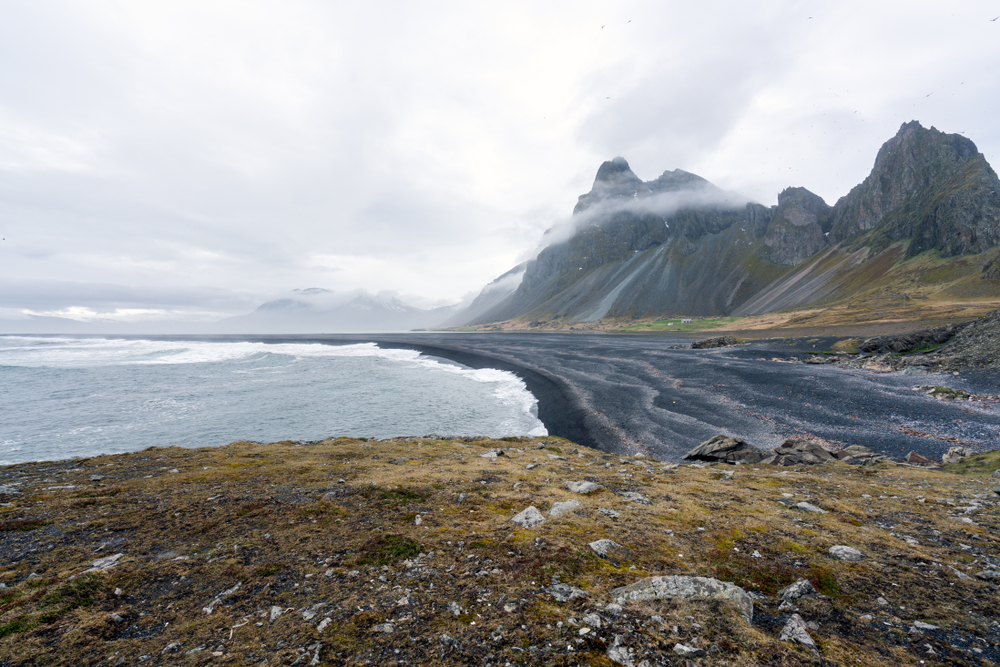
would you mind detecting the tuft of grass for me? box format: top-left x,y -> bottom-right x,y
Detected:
355,534 -> 423,566
0,520 -> 48,532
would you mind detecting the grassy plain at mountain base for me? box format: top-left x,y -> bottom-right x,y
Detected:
1,437 -> 999,666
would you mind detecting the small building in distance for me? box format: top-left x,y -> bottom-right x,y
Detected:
681,318 -> 692,324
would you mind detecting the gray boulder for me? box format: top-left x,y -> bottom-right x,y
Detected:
611,575 -> 753,623
682,435 -> 766,465
566,480 -> 603,494
779,613 -> 818,654
589,539 -> 633,563
549,500 -> 582,517
778,579 -> 818,601
942,446 -> 975,464
765,438 -> 836,466
509,506 -> 545,529
828,545 -> 864,561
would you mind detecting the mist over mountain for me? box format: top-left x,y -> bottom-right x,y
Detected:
464,121 -> 1000,326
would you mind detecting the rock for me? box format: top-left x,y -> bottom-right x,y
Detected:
779,613 -> 818,653
942,446 -> 976,464
611,575 -> 754,623
673,642 -> 707,658
993,483 -> 1000,498
682,435 -> 766,465
765,438 -> 837,466
109,613 -> 124,623
509,506 -> 545,529
269,606 -> 283,623
992,469 -> 1000,479
691,336 -> 738,349
439,634 -> 461,650
480,449 -> 505,461
161,642 -> 180,654
447,601 -> 461,616
618,491 -> 651,505
545,583 -> 587,603
316,618 -> 331,632
828,545 -> 864,561
910,621 -> 939,633
589,539 -> 633,563
778,579 -> 818,601
566,481 -> 603,494
906,451 -> 935,465
89,475 -> 103,482
975,570 -> 1000,581
795,501 -> 828,513
84,553 -> 124,573
607,634 -> 635,667
582,613 -> 602,628
549,500 -> 582,517
597,507 -> 620,519
373,622 -> 394,634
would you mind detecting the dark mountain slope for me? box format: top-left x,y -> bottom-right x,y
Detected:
464,122 -> 1000,326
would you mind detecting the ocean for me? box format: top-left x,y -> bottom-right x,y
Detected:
0,336 -> 546,465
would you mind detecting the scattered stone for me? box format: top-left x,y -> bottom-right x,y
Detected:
480,449 -> 505,461
975,570 -> 1000,581
549,500 -> 582,517
89,475 -> 103,482
373,622 -> 394,634
547,454 -> 567,461
526,463 -> 540,470
566,480 -> 603,494
778,579 -> 818,601
447,601 -> 461,617
161,642 -> 180,654
588,539 -> 633,563
765,438 -> 836,466
909,621 -> 939,634
828,545 -> 864,561
779,613 -> 818,655
607,634 -> 635,666
992,469 -> 1000,479
795,501 -> 828,513
582,613 -> 602,628
691,336 -> 738,349
673,642 -> 706,658
942,446 -> 975,464
109,613 -> 124,623
618,491 -> 651,505
906,451 -> 935,465
597,507 -> 620,519
202,582 -> 241,615
545,583 -> 587,603
388,457 -> 406,465
82,553 -> 124,574
682,435 -> 766,465
439,634 -> 462,650
269,606 -> 283,623
316,618 -> 331,632
414,514 -> 422,526
611,575 -> 754,623
509,506 -> 545,529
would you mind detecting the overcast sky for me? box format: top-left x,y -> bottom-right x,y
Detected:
2,1 -> 998,324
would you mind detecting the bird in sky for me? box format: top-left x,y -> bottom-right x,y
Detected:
990,16 -> 999,21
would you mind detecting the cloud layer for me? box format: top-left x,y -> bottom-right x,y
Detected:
1,1 -> 998,325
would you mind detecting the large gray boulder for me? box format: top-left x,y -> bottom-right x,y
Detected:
764,438 -> 836,466
610,575 -> 753,623
509,506 -> 545,529
681,435 -> 766,465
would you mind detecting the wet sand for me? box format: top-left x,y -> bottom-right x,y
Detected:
191,331 -> 999,462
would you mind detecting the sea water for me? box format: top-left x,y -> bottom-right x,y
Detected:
0,336 -> 546,465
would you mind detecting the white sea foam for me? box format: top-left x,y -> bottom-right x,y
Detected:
0,337 -> 548,459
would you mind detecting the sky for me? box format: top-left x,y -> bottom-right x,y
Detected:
1,1 -> 999,326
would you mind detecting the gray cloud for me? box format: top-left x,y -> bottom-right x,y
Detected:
0,1 -> 997,328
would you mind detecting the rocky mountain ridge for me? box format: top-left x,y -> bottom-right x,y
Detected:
465,121 -> 1000,326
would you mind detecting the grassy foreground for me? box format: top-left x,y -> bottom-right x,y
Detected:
1,437 -> 999,666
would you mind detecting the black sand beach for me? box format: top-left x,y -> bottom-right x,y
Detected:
139,332 -> 1000,461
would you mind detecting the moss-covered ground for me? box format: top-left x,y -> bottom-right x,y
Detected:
1,437 -> 999,665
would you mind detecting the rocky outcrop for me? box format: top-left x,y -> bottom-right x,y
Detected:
611,575 -> 754,623
762,187 -> 832,265
682,435 -> 766,464
691,336 -> 738,349
830,121 -> 1000,257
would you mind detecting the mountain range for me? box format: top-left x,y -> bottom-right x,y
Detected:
462,121 -> 1000,327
